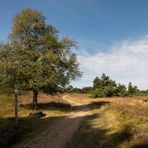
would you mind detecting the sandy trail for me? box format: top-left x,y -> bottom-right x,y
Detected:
12,95 -> 91,148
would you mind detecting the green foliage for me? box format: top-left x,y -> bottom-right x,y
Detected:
116,83 -> 127,97
127,82 -> 139,96
10,9 -> 81,91
92,88 -> 104,98
0,44 -> 30,94
81,87 -> 93,94
92,73 -> 117,97
138,90 -> 148,96
92,73 -> 139,98
66,86 -> 92,94
0,8 -> 81,104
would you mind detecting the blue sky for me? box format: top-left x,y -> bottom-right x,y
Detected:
1,0 -> 148,89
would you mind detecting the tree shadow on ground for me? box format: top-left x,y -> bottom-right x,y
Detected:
66,114 -> 134,148
0,115 -> 68,147
20,101 -> 71,111
1,100 -> 146,148
66,113 -> 109,148
132,143 -> 148,148
0,100 -> 108,147
20,100 -> 110,113
71,101 -> 109,112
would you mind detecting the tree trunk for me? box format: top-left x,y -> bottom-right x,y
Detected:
14,82 -> 19,126
33,89 -> 38,109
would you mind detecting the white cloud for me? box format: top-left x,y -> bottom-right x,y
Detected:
72,36 -> 148,90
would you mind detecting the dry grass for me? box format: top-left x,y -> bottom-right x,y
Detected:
0,92 -> 70,117
0,93 -> 148,147
0,92 -> 71,147
18,92 -> 71,117
67,94 -> 148,148
104,103 -> 148,147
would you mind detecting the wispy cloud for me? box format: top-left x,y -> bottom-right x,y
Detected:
72,36 -> 148,90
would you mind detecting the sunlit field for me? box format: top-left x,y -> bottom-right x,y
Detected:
66,94 -> 148,148
0,93 -> 147,147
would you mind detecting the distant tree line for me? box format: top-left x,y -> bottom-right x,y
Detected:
92,73 -> 139,97
67,73 -> 148,97
66,85 -> 92,94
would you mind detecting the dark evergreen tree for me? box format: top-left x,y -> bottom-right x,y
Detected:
92,73 -> 117,97
127,82 -> 139,96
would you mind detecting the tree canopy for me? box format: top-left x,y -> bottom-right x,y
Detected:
0,8 -> 81,108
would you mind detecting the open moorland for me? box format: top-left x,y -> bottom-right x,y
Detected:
0,93 -> 148,148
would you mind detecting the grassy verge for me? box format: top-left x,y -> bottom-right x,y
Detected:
67,98 -> 148,148
104,103 -> 148,148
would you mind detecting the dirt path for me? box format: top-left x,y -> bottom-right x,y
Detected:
12,95 -> 91,148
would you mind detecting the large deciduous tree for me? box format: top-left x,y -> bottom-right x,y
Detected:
0,8 -> 81,122
10,9 -> 81,108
